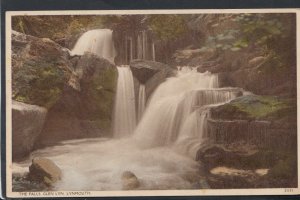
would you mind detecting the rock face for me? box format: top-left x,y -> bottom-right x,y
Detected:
12,31 -> 118,148
38,53 -> 117,146
196,94 -> 297,188
121,171 -> 140,190
29,157 -> 62,186
208,95 -> 297,150
196,142 -> 277,171
12,31 -> 74,108
12,101 -> 47,161
197,138 -> 297,188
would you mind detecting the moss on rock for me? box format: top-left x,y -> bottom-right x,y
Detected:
82,67 -> 118,123
211,95 -> 294,121
13,60 -> 67,109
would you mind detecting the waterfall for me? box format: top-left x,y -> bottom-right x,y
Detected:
70,29 -> 116,63
133,67 -> 240,151
113,66 -> 136,138
13,66 -> 243,191
121,30 -> 156,63
137,32 -> 143,59
137,84 -> 146,121
152,42 -> 156,61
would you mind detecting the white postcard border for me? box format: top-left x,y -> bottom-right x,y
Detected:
5,8 -> 300,198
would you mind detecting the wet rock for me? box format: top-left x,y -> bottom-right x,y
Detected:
12,31 -> 75,108
29,157 -> 62,186
121,171 -> 140,190
12,172 -> 48,192
130,59 -> 173,84
196,142 -> 278,171
12,101 -> 47,161
130,59 -> 174,102
38,53 -> 117,146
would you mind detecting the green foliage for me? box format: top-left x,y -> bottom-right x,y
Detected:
203,29 -> 240,51
12,16 -> 107,42
148,15 -> 188,41
202,14 -> 295,71
13,60 -> 66,108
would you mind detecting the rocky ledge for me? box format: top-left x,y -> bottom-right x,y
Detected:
196,94 -> 297,189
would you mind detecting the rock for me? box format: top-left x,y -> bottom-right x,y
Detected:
130,59 -> 174,101
12,101 -> 47,161
38,53 -> 117,146
210,95 -> 294,121
29,157 -> 62,186
121,171 -> 140,190
13,172 -> 47,192
196,142 -> 278,171
207,168 -> 258,189
12,31 -> 75,108
130,59 -> 172,84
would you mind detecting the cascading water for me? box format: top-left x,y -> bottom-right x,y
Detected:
12,53 -> 241,190
113,65 -> 136,138
70,29 -> 116,63
133,68 -> 239,148
137,84 -> 146,121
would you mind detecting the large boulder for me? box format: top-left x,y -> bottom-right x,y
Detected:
196,142 -> 278,171
130,59 -> 172,84
12,31 -> 75,109
38,53 -> 117,146
121,171 -> 140,190
208,95 -> 297,151
197,141 -> 297,188
28,157 -> 62,186
12,101 -> 47,161
130,59 -> 174,100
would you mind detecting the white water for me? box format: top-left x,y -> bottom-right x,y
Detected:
137,84 -> 146,121
13,138 -> 204,190
113,66 -> 136,138
13,66 -> 241,191
133,68 -> 240,157
70,29 -> 116,63
133,69 -> 218,146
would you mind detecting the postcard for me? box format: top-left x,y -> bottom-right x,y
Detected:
5,9 -> 300,198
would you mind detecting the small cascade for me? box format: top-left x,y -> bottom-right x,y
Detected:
137,30 -> 149,60
152,42 -> 156,61
125,36 -> 134,64
137,84 -> 146,121
174,108 -> 210,159
70,29 -> 116,63
113,66 -> 136,138
133,67 -> 241,149
120,30 -> 156,64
